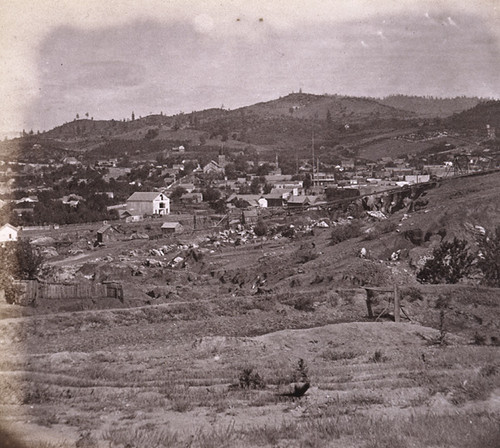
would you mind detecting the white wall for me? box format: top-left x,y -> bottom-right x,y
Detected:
0,225 -> 18,243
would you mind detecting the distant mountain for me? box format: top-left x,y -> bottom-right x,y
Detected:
378,95 -> 483,118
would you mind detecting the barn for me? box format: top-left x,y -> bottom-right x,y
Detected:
126,192 -> 170,216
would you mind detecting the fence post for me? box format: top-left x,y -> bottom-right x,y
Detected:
365,288 -> 374,318
394,284 -> 401,322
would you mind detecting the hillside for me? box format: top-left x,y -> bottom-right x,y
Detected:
446,100 -> 500,132
1,93 -> 495,167
1,170 -> 499,447
379,95 -> 483,118
238,92 -> 415,122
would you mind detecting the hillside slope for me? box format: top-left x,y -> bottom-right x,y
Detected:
379,95 -> 483,118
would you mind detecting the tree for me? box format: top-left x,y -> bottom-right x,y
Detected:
417,238 -> 475,284
303,174 -> 312,190
254,219 -> 267,236
0,241 -> 44,303
211,199 -> 227,214
170,187 -> 186,201
224,163 -> 237,180
13,240 -> 44,279
202,187 -> 221,202
477,226 -> 500,286
256,163 -> 272,176
250,177 -> 261,194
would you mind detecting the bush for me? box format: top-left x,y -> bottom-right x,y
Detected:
417,238 -> 475,284
330,221 -> 362,245
364,220 -> 398,241
293,295 -> 315,312
401,286 -> 423,303
346,260 -> 391,286
239,367 -> 265,389
476,225 -> 500,286
294,242 -> 317,264
253,219 -> 267,236
369,350 -> 388,363
291,359 -> 309,383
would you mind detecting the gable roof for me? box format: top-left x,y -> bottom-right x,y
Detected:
97,224 -> 122,234
287,195 -> 318,205
127,192 -> 166,202
0,223 -> 19,233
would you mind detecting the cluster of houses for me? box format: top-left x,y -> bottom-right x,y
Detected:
0,132 -> 497,232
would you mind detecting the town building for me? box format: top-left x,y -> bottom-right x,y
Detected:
126,192 -> 170,216
0,223 -> 19,243
161,222 -> 183,234
203,160 -> 225,175
96,225 -> 122,244
180,192 -> 203,204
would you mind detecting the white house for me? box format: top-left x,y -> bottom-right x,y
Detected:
203,160 -> 225,175
0,223 -> 19,243
404,174 -> 431,184
126,192 -> 170,216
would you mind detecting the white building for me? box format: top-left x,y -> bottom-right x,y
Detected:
126,192 -> 170,216
0,223 -> 19,243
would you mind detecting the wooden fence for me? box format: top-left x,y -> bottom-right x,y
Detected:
12,280 -> 123,305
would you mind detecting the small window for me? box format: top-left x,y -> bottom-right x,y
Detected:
159,202 -> 165,208
9,233 -> 12,239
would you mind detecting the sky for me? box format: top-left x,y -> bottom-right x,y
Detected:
0,0 -> 499,137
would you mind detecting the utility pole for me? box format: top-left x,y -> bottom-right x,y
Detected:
311,130 -> 315,184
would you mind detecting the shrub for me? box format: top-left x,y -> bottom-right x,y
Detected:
369,350 -> 388,363
293,295 -> 315,312
364,220 -> 397,240
291,359 -> 309,383
476,225 -> 500,286
253,219 -> 267,236
401,286 -> 423,302
321,350 -> 358,361
417,238 -> 475,284
427,309 -> 448,346
239,367 -> 265,389
346,260 -> 391,286
473,332 -> 487,346
330,221 -> 362,245
294,242 -> 317,264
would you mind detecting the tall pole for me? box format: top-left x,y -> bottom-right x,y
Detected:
311,130 -> 315,184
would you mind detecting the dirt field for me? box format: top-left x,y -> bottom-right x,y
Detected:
1,172 -> 500,448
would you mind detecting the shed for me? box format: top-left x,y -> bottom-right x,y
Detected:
161,222 -> 184,234
242,209 -> 258,225
96,224 -> 122,243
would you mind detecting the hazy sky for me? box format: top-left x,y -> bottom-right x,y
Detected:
1,0 -> 499,136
